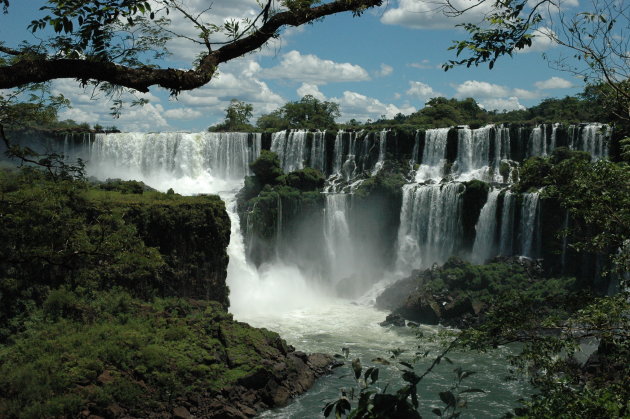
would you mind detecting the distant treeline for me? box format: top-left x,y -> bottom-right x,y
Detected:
210,84 -> 628,138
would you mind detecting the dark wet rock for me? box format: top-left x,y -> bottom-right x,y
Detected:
379,313 -> 407,327
375,275 -> 418,311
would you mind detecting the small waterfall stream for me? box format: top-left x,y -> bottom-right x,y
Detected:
415,127 -> 449,182
472,189 -> 500,264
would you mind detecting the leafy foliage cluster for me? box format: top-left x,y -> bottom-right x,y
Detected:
0,290 -> 287,418
455,287 -> 629,418
256,95 -> 341,131
423,258 -> 576,305
515,147 -> 630,274
208,99 -> 255,132
237,151 -> 325,254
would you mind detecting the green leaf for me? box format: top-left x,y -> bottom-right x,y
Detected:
439,391 -> 456,406
323,401 -> 335,417
351,358 -> 362,379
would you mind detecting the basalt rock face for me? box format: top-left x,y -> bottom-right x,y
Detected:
90,186 -> 232,308
122,198 -> 231,307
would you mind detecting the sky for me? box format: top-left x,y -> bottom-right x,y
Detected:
0,0 -> 590,132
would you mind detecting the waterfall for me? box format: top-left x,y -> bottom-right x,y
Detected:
498,191 -> 515,256
415,127 -> 449,182
455,125 -> 492,178
309,131 -> 327,173
270,130 -> 307,173
341,131 -> 359,181
550,123 -> 559,152
332,131 -> 345,175
529,124 -> 547,157
324,194 -> 354,282
371,130 -> 388,175
492,125 -> 510,183
276,192 -> 283,258
567,123 -> 610,160
411,130 -> 420,163
519,192 -> 540,258
580,123 -> 610,160
472,189 -> 500,264
61,132 -> 94,162
395,183 -> 463,273
90,132 -> 260,181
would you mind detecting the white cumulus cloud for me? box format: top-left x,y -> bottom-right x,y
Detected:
296,83 -> 326,100
518,27 -> 557,53
534,76 -> 573,89
478,97 -> 526,112
381,0 -> 493,30
163,108 -> 203,120
512,88 -> 540,100
406,81 -> 442,102
333,91 -> 415,122
374,63 -> 394,77
409,60 -> 435,70
259,50 -> 370,84
51,79 -> 170,131
453,80 -> 510,98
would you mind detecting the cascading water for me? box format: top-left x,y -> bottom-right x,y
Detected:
270,130 -> 308,173
309,131 -> 327,173
415,127 -> 449,182
519,192 -> 541,258
371,130 -> 388,175
580,123 -> 610,160
498,191 -> 516,256
324,194 -> 354,283
529,124 -> 547,157
492,125 -> 511,183
550,123 -> 559,152
90,132 -> 260,183
567,123 -> 611,160
472,189 -> 500,264
395,183 -> 463,273
455,125 -> 492,180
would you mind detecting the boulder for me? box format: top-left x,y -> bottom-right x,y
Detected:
379,313 -> 406,327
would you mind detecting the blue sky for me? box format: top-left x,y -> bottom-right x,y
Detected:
1,0 -> 587,131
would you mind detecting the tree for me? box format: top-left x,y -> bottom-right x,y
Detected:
443,0 -> 629,130
257,95 -> 341,130
208,99 -> 254,132
0,0 -> 382,94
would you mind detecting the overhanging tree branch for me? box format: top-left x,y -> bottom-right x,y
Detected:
0,0 -> 383,94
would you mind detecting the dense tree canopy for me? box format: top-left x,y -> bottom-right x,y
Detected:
257,95 -> 341,130
208,99 -> 255,132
